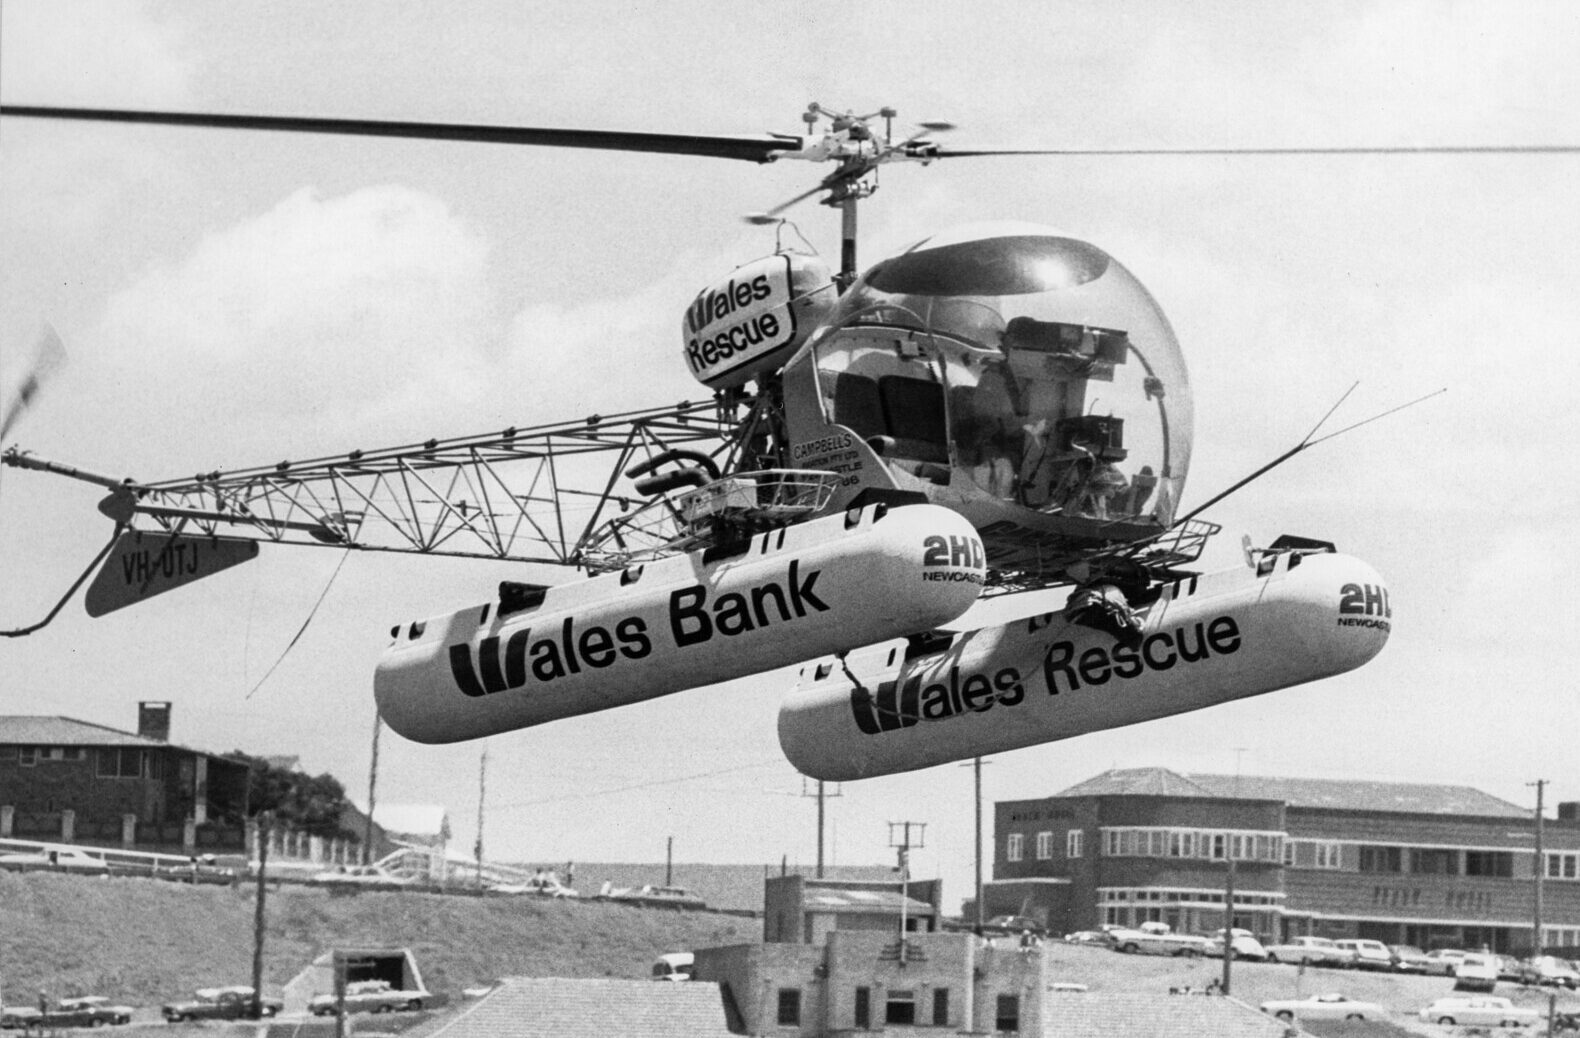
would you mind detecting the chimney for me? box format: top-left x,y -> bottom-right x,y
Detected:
1558,801 -> 1580,823
137,701 -> 171,742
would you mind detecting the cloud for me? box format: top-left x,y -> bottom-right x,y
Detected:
0,0 -> 194,105
92,185 -> 496,462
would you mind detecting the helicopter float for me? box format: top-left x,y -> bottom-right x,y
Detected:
1,102 -> 1400,780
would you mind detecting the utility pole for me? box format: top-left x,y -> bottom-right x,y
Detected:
889,821 -> 926,964
474,746 -> 488,889
959,757 -> 989,928
800,778 -> 842,878
1221,748 -> 1247,997
1530,778 -> 1548,956
363,714 -> 380,865
250,811 -> 272,1020
1221,856 -> 1237,996
666,836 -> 674,886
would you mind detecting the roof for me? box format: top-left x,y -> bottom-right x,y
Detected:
1055,768 -> 1222,800
0,716 -> 167,748
424,978 -> 734,1038
801,887 -> 936,913
0,715 -> 240,763
543,863 -> 898,914
1043,992 -> 1305,1038
1052,768 -> 1527,818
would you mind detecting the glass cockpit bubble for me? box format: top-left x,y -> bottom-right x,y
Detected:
811,223 -> 1193,527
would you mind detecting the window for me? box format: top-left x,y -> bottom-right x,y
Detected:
1313,842 -> 1342,870
931,989 -> 949,1027
1006,833 -> 1023,862
1464,851 -> 1513,878
1548,852 -> 1579,880
1067,830 -> 1084,859
1360,846 -> 1403,873
1409,848 -> 1457,875
1282,840 -> 1295,865
884,989 -> 915,1026
995,994 -> 1019,1033
96,748 -> 145,779
1102,826 -> 1284,862
854,987 -> 870,1030
18,747 -> 36,767
776,988 -> 801,1027
1035,831 -> 1053,860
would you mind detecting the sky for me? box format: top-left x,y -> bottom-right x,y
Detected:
1,1 -> 1578,914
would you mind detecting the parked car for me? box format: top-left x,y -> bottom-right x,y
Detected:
0,1007 -> 40,1030
0,846 -> 108,874
1453,952 -> 1500,993
1388,944 -> 1431,973
310,864 -> 417,890
600,884 -> 706,910
651,953 -> 695,982
486,873 -> 578,898
1334,938 -> 1394,971
1263,935 -> 1354,967
1260,993 -> 1387,1021
1062,930 -> 1114,947
1520,955 -> 1580,989
47,997 -> 135,1027
161,987 -> 281,1022
1204,928 -> 1269,962
981,915 -> 1046,937
1497,955 -> 1525,982
308,980 -> 428,1015
1107,921 -> 1212,957
1422,948 -> 1469,976
1418,996 -> 1539,1027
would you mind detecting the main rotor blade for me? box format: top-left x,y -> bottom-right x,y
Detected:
932,143 -> 1580,157
0,105 -> 799,163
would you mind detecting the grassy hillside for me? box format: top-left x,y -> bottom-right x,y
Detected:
5,870 -> 1578,1035
0,871 -> 758,1004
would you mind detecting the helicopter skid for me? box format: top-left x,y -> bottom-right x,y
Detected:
778,549 -> 1390,780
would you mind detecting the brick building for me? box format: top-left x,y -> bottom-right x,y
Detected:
0,704 -> 250,854
984,767 -> 1580,955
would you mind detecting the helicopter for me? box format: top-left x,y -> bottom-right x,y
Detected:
0,101 -> 1416,780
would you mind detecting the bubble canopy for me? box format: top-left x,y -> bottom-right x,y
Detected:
802,223 -> 1193,527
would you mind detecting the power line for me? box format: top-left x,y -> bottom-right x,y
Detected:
490,760 -> 778,810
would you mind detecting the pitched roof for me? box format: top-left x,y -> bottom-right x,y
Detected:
1044,992 -> 1305,1038
1051,767 -> 1526,818
1054,768 -> 1224,800
0,715 -> 239,763
0,715 -> 167,748
1186,773 -> 1526,818
425,978 -> 734,1038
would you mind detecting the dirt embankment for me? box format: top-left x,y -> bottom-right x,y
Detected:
0,870 -> 758,1004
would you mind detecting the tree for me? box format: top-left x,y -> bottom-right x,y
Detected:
233,754 -> 353,841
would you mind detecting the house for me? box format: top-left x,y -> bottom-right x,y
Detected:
0,703 -> 249,853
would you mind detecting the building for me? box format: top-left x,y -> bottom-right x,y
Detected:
985,767 -> 1580,955
764,874 -> 942,943
0,704 -> 250,854
693,930 -> 1294,1038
